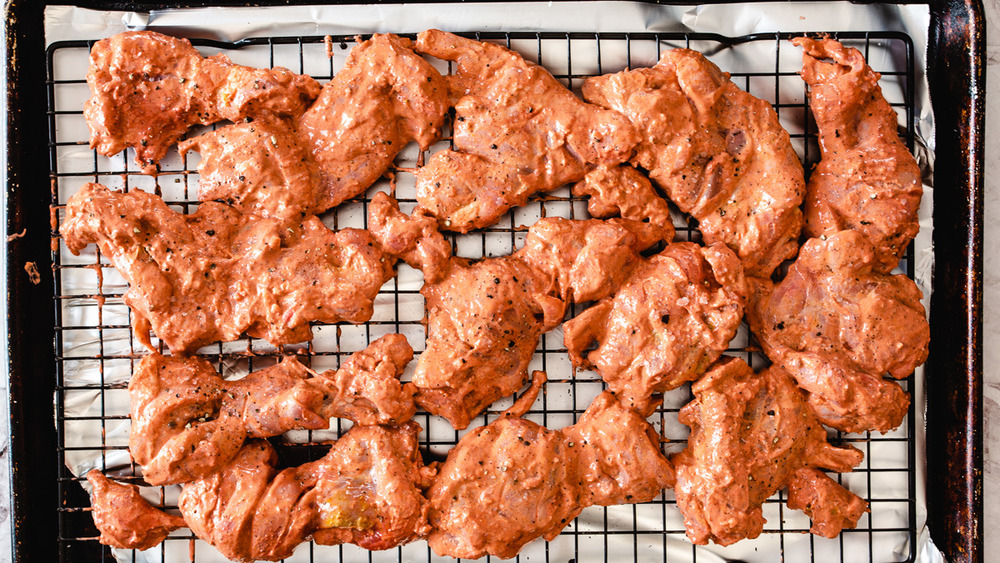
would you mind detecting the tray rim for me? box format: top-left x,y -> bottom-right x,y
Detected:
3,1 -> 984,562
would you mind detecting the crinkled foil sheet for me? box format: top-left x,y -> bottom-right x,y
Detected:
43,3 -> 940,562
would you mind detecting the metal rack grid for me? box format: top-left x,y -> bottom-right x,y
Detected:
46,30 -> 920,563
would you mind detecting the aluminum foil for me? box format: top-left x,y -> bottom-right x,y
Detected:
43,3 -> 940,562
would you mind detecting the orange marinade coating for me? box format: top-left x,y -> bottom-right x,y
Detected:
427,392 -> 674,559
747,230 -> 929,434
563,241 -> 746,414
795,37 -> 922,273
129,334 -> 414,485
582,49 -> 805,277
177,116 -> 325,220
86,470 -> 186,550
179,423 -> 434,561
59,183 -> 394,354
672,358 -> 866,546
370,192 -> 665,429
572,164 -> 676,243
179,34 -> 448,219
414,29 -> 639,232
85,31 -> 320,173
299,33 -> 450,211
787,467 -> 870,538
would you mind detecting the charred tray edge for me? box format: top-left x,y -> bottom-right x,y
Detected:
3,1 -> 985,562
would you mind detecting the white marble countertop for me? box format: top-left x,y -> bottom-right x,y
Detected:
1,2 -> 996,562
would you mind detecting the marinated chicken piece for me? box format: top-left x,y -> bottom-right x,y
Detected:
368,193 -> 453,284
299,33 -> 449,211
572,164 -> 675,243
787,467 -> 870,538
179,423 -> 433,561
795,37 -> 922,273
129,334 -> 414,485
59,183 -> 394,354
747,230 -> 928,433
563,392 -> 677,507
582,49 -> 804,277
414,29 -> 639,231
428,417 -> 576,559
672,358 -> 866,546
563,242 -> 746,414
414,257 -> 562,429
516,213 -> 666,304
370,193 -> 661,428
85,31 -> 320,173
86,470 -> 186,550
428,392 -> 673,559
178,117 -> 324,219
177,34 -> 447,219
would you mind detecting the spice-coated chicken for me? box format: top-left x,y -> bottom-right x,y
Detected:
129,334 -> 414,485
582,49 -> 804,277
747,230 -> 929,433
795,37 -> 922,273
787,467 -> 871,538
370,192 -> 663,428
563,242 -> 746,414
177,116 -> 325,220
427,391 -> 674,559
571,164 -> 676,243
413,29 -> 639,232
85,31 -> 320,174
86,470 -> 186,550
59,183 -> 395,354
179,423 -> 434,561
299,33 -> 449,211
672,358 -> 866,546
89,423 -> 433,560
178,34 -> 448,219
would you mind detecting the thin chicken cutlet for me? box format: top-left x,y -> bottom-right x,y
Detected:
86,30 -> 320,173
414,29 -> 640,231
60,183 -> 394,354
583,49 -> 805,277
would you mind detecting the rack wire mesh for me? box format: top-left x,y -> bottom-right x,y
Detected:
46,30 -> 919,563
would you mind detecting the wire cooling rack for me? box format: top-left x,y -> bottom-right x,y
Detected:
46,31 -> 919,563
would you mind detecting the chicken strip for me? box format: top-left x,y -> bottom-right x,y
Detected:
428,392 -> 673,559
582,49 -> 804,277
414,29 -> 639,231
563,242 -> 746,414
299,33 -> 449,211
672,358 -> 866,546
59,183 -> 394,354
86,470 -> 186,550
370,193 -> 663,428
571,164 -> 675,243
179,423 -> 433,561
85,31 -> 320,173
129,334 -> 414,485
747,230 -> 929,433
795,37 -> 922,273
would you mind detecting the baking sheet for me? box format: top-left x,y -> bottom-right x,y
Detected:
43,2 -> 940,562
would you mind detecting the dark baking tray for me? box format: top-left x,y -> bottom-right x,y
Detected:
4,1 -> 984,562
